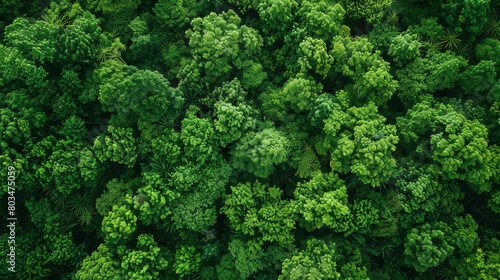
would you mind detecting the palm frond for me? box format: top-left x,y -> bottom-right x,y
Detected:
482,15 -> 500,39
440,29 -> 462,50
384,9 -> 399,26
453,43 -> 472,60
421,37 -> 445,54
65,190 -> 97,226
41,13 -> 71,27
146,157 -> 174,179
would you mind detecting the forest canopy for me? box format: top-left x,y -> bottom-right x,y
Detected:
1,0 -> 500,279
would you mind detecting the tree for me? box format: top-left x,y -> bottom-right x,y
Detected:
341,0 -> 392,23
97,61 -> 184,123
395,164 -> 464,226
259,74 -> 323,120
119,234 -> 169,280
133,171 -> 179,226
404,222 -> 455,272
180,106 -> 219,164
396,51 -> 467,107
292,172 -> 353,233
174,245 -> 201,278
4,17 -> 59,63
75,244 -> 121,279
296,0 -> 347,43
256,0 -> 298,39
101,204 -> 137,246
230,128 -> 291,178
222,181 -> 296,246
168,158 -> 232,232
388,33 -> 421,67
279,238 -> 341,280
179,10 -> 263,91
0,44 -> 48,92
297,37 -> 334,78
93,125 -> 137,168
34,139 -> 99,196
459,60 -> 496,96
213,100 -> 258,147
58,11 -> 102,65
322,102 -> 399,186
475,39 -> 500,72
153,0 -> 199,29
228,239 -> 265,278
397,100 -> 493,193
331,37 -> 398,106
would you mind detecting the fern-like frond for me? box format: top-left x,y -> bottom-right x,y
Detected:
482,15 -> 500,40
454,43 -> 472,60
421,37 -> 445,54
147,157 -> 174,179
65,190 -> 97,226
384,9 -> 399,26
427,262 -> 456,280
41,13 -> 71,27
440,29 -> 462,50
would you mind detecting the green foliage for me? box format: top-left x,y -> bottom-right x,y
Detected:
120,234 -> 169,279
101,204 -> 137,245
331,37 -> 398,106
341,0 -> 392,22
404,222 -> 455,272
488,190 -> 500,213
93,0 -> 141,14
0,44 -> 48,90
460,0 -> 490,36
323,102 -> 399,186
396,51 -> 468,106
180,106 -> 219,164
134,172 -> 179,225
180,10 -> 263,90
482,15 -> 500,40
475,38 -> 500,71
440,29 -> 462,50
298,37 -> 334,78
18,198 -> 86,279
260,74 -> 323,120
2,1 -> 499,278
296,0 -> 347,41
169,159 -> 232,232
97,61 -> 184,123
459,60 -> 496,95
213,100 -> 258,147
231,128 -> 291,178
256,0 -> 298,36
279,238 -> 341,280
94,125 -> 137,168
174,245 -> 201,278
35,139 -> 99,196
296,143 -> 321,178
222,181 -> 296,246
75,244 -> 121,279
292,172 -> 353,232
228,239 -> 266,278
96,179 -> 134,216
397,101 -> 493,192
4,17 -> 59,63
388,33 -> 421,66
153,0 -> 199,29
395,165 -> 464,226
58,11 -> 102,64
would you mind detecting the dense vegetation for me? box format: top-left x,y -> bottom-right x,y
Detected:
1,0 -> 500,279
